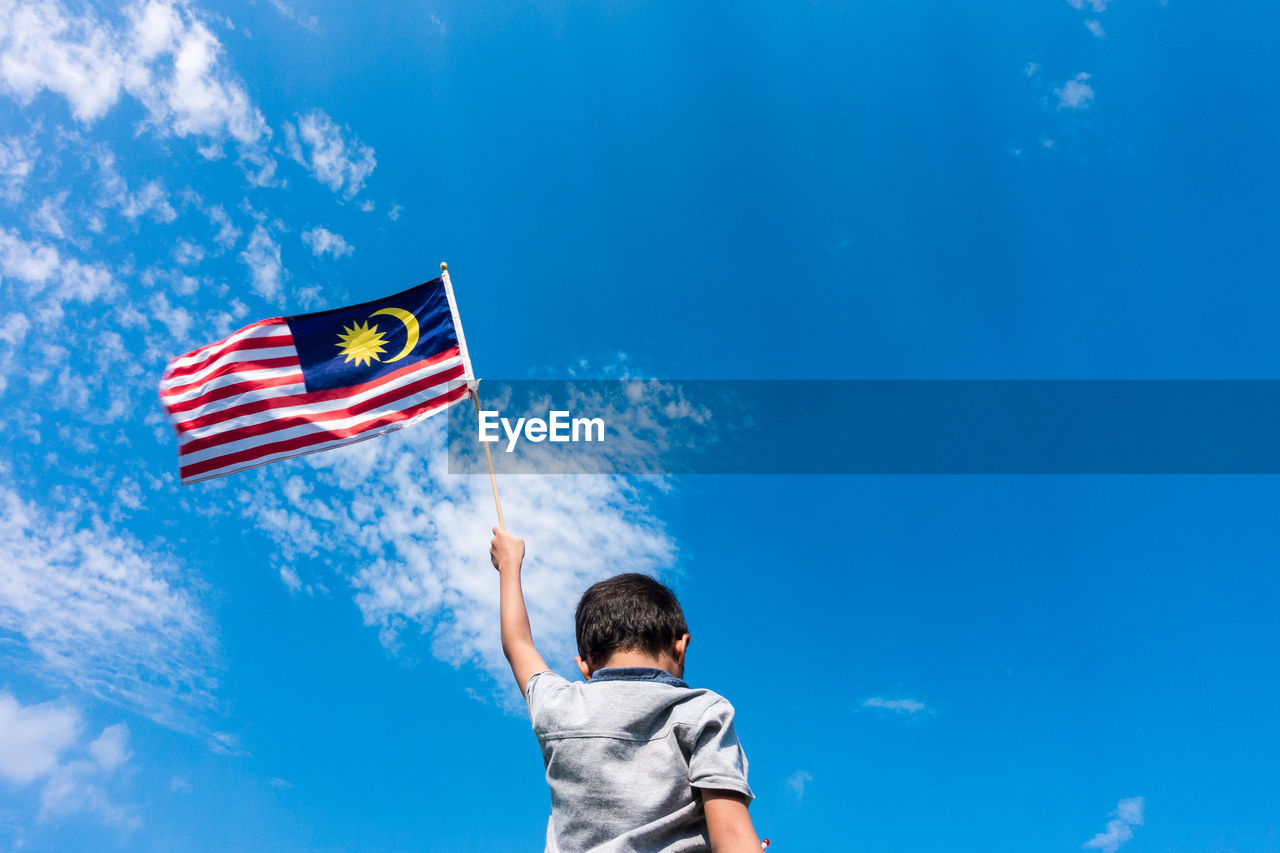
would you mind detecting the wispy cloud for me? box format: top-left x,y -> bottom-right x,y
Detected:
860,696 -> 928,715
239,223 -> 285,301
205,202 -> 241,250
174,238 -> 205,266
94,150 -> 178,223
1085,19 -> 1106,38
31,191 -> 73,240
1083,797 -> 1145,853
0,311 -> 31,346
1067,0 -> 1111,11
0,133 -> 37,202
267,0 -> 321,34
301,226 -> 353,259
785,770 -> 813,800
1055,72 -> 1095,110
0,227 -> 117,330
0,484 -> 219,730
284,109 -> 376,199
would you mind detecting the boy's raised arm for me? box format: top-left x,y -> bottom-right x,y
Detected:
491,527 -> 550,692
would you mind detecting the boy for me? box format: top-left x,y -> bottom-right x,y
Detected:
491,527 -> 762,853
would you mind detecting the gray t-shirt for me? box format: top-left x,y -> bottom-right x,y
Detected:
524,666 -> 753,853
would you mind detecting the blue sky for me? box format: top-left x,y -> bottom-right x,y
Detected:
1,0 -> 1278,851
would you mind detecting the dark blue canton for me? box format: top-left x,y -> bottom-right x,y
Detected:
285,277 -> 459,393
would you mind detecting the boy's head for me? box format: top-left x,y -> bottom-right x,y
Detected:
574,573 -> 690,680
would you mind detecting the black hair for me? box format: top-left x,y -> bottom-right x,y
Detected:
575,573 -> 688,665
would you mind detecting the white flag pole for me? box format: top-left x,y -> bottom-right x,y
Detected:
439,261 -> 506,528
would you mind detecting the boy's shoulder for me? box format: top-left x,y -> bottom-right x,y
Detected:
524,669 -> 756,810
524,669 -> 737,738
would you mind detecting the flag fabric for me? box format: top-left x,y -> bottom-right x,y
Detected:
159,274 -> 474,484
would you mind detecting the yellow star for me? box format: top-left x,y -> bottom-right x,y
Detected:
335,320 -> 388,367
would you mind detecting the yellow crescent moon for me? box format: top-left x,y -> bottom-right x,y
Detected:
369,307 -> 419,363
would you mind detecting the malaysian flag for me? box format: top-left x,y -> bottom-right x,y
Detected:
159,273 -> 474,484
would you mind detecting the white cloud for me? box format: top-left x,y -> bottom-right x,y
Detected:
268,0 -> 321,33
1056,72 -> 1095,110
124,1 -> 269,146
285,109 -> 376,199
0,0 -> 270,164
279,566 -> 303,592
1083,796 -> 1145,853
0,692 -> 80,785
1085,19 -> 1106,37
292,283 -> 324,310
31,192 -> 73,240
237,421 -> 673,695
115,477 -> 145,510
387,203 -> 402,221
861,696 -> 928,714
206,203 -> 240,249
149,291 -> 194,342
0,691 -> 138,830
0,485 -> 219,728
86,724 -> 131,772
40,737 -> 138,828
301,226 -> 353,259
239,223 -> 284,301
0,226 -> 59,281
1114,798 -> 1144,825
1067,0 -> 1111,11
0,311 -> 31,345
0,134 -> 37,201
784,770 -> 812,800
92,149 -> 178,224
120,179 -> 177,222
0,227 -> 117,319
174,238 -> 205,265
1023,62 -> 1039,78
0,0 -> 126,122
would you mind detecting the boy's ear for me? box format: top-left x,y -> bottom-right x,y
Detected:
575,655 -> 592,681
673,633 -> 690,664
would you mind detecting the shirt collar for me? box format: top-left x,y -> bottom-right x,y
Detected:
588,666 -> 688,688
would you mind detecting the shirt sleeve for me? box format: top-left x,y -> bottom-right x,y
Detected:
688,698 -> 754,800
524,669 -> 571,734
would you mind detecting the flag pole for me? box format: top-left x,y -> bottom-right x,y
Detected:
474,391 -> 506,529
440,261 -> 505,529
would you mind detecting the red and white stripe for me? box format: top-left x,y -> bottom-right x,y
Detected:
160,317 -> 470,484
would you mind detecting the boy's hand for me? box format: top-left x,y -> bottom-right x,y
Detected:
490,527 -> 525,572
